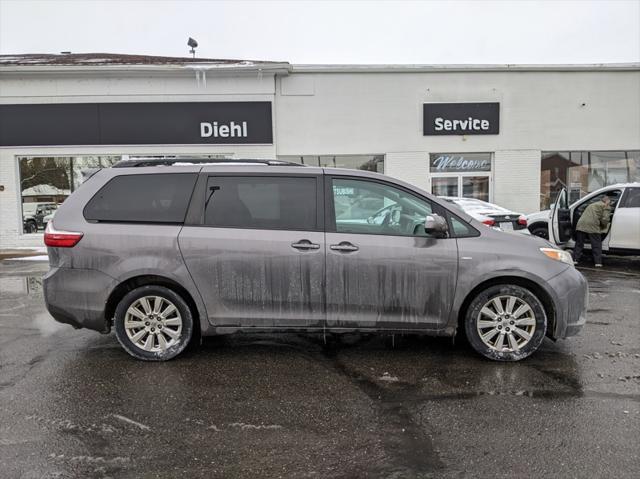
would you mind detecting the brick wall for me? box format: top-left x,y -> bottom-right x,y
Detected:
493,150 -> 541,214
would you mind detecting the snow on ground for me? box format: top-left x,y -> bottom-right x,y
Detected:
10,246 -> 47,253
7,255 -> 49,262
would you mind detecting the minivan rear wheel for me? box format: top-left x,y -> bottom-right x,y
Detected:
114,285 -> 193,361
464,284 -> 547,361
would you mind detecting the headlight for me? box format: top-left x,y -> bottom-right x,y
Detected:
540,247 -> 574,265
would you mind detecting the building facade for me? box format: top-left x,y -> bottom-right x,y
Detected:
1,54 -> 639,248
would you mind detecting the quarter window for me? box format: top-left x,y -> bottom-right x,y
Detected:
331,178 -> 434,236
84,173 -> 198,223
203,176 -> 317,231
449,215 -> 478,237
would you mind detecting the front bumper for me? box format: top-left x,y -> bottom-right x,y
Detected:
43,266 -> 117,333
546,266 -> 588,338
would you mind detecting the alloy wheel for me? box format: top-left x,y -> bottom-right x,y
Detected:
124,296 -> 183,352
476,295 -> 537,352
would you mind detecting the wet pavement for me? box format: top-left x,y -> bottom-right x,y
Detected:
0,258 -> 638,478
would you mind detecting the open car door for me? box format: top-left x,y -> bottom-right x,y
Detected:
549,188 -> 571,247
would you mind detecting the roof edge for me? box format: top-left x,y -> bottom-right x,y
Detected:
0,62 -> 291,74
2,60 -> 638,75
291,63 -> 640,73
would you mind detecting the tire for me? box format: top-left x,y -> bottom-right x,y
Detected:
464,284 -> 547,361
114,285 -> 193,361
529,224 -> 548,239
24,221 -> 37,234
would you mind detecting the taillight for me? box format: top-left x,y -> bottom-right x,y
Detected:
482,218 -> 496,226
44,221 -> 83,248
518,215 -> 528,226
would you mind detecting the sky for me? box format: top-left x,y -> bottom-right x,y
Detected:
0,0 -> 638,64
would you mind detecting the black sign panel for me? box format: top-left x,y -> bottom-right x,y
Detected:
0,101 -> 273,146
423,102 -> 499,136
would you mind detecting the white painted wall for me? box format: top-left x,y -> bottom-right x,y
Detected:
385,151 -> 430,192
276,71 -> 640,154
0,71 -> 276,100
493,150 -> 542,214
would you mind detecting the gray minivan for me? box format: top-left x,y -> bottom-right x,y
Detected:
43,159 -> 587,361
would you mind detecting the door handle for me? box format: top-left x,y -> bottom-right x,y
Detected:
291,240 -> 321,250
330,242 -> 359,252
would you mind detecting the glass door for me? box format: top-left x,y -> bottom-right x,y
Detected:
431,176 -> 459,197
431,174 -> 491,201
461,175 -> 490,201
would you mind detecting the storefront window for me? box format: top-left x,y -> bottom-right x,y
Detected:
19,156 -> 121,234
429,153 -> 492,202
279,155 -> 385,173
540,151 -> 640,209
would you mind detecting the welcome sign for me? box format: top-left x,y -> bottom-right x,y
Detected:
423,103 -> 499,136
429,153 -> 492,172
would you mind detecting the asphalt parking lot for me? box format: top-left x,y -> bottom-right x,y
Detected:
0,257 -> 638,478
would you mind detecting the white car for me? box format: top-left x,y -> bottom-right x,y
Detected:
439,197 -> 529,232
526,209 -> 554,239
535,183 -> 640,255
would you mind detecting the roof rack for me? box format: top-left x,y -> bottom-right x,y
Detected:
111,158 -> 305,168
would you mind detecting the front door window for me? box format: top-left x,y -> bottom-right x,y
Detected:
332,178 -> 434,237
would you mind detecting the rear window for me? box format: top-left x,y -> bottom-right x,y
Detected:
203,176 -> 317,230
84,173 -> 197,223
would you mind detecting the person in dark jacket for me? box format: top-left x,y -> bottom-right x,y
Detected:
573,194 -> 613,267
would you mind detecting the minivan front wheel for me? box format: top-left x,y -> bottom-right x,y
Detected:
114,285 -> 193,361
464,284 -> 547,361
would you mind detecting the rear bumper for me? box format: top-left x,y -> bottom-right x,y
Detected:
546,266 -> 588,338
43,266 -> 116,333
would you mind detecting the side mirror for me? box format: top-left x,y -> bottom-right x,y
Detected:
424,213 -> 448,236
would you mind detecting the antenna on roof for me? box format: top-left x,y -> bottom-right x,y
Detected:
187,37 -> 198,58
